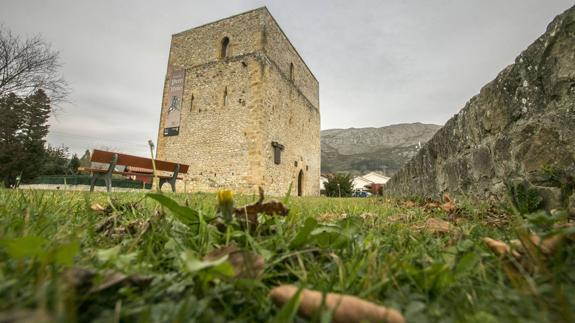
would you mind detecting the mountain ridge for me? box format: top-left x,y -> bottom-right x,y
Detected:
321,123 -> 442,175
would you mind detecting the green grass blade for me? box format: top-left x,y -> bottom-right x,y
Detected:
147,193 -> 200,228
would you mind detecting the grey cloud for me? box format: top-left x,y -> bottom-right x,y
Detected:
1,0 -> 572,156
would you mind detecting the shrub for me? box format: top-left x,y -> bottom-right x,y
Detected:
324,173 -> 353,197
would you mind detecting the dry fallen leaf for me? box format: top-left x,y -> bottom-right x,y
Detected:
483,229 -> 575,291
483,237 -> 513,257
402,200 -> 417,208
482,237 -> 531,290
90,203 -> 106,212
233,187 -> 289,227
63,267 -> 152,295
423,202 -> 440,210
440,193 -> 457,214
94,211 -> 151,242
316,212 -> 348,222
425,218 -> 452,234
270,285 -> 405,323
204,245 -> 265,279
89,271 -> 153,294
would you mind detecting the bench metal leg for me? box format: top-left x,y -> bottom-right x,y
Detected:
159,178 -> 176,193
89,153 -> 117,193
90,174 -> 98,192
89,173 -> 113,193
104,176 -> 112,193
168,179 -> 176,192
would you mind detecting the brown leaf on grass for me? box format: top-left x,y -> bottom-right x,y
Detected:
269,285 -> 405,323
316,212 -> 348,222
425,218 -> 452,234
484,226 -> 574,293
204,245 -> 265,279
63,267 -> 152,295
95,214 -> 151,241
386,213 -> 415,224
90,203 -> 106,212
482,206 -> 510,228
512,231 -> 567,258
484,232 -> 569,287
483,237 -> 513,257
539,231 -> 570,255
525,233 -> 562,256
423,202 -> 440,210
233,187 -> 289,227
89,271 -> 153,294
402,200 -> 417,208
440,193 -> 457,214
482,238 -> 530,290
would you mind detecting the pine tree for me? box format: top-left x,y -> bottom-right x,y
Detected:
0,90 -> 52,187
21,90 -> 51,181
0,93 -> 25,187
324,173 -> 354,197
69,154 -> 80,174
42,145 -> 69,175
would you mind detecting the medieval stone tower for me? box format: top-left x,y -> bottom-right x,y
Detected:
156,7 -> 320,196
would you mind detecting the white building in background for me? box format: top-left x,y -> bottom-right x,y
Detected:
352,171 -> 391,191
320,176 -> 329,191
352,176 -> 373,191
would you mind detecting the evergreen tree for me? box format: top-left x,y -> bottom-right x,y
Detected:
0,93 -> 25,187
42,145 -> 69,175
69,154 -> 80,174
21,90 -> 51,180
0,90 -> 52,187
324,173 -> 354,197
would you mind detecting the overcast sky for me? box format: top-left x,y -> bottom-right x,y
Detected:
1,0 -> 573,156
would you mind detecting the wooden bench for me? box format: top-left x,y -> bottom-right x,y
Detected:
82,149 -> 189,192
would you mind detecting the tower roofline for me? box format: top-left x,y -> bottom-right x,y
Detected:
171,7 -> 318,83
171,7 -> 268,37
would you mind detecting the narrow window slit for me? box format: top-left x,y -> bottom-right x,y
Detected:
221,37 -> 230,58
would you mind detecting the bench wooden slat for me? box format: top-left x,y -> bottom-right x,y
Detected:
91,149 -> 189,174
86,149 -> 189,193
82,168 -> 183,179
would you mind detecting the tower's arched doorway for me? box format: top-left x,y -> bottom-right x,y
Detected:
297,170 -> 304,196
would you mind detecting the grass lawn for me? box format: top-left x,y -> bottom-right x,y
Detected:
0,189 -> 573,322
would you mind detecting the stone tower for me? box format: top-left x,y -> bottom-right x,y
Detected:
156,7 -> 320,196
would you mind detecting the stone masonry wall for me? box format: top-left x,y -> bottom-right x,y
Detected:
156,7 -> 320,196
385,6 -> 575,210
262,13 -> 320,109
168,10 -> 264,72
157,55 -> 263,192
260,57 -> 321,196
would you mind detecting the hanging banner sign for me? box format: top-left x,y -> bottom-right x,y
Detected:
163,69 -> 185,136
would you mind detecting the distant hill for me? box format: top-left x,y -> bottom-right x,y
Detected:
321,123 -> 442,176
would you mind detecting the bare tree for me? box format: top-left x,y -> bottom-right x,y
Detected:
0,25 -> 69,103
